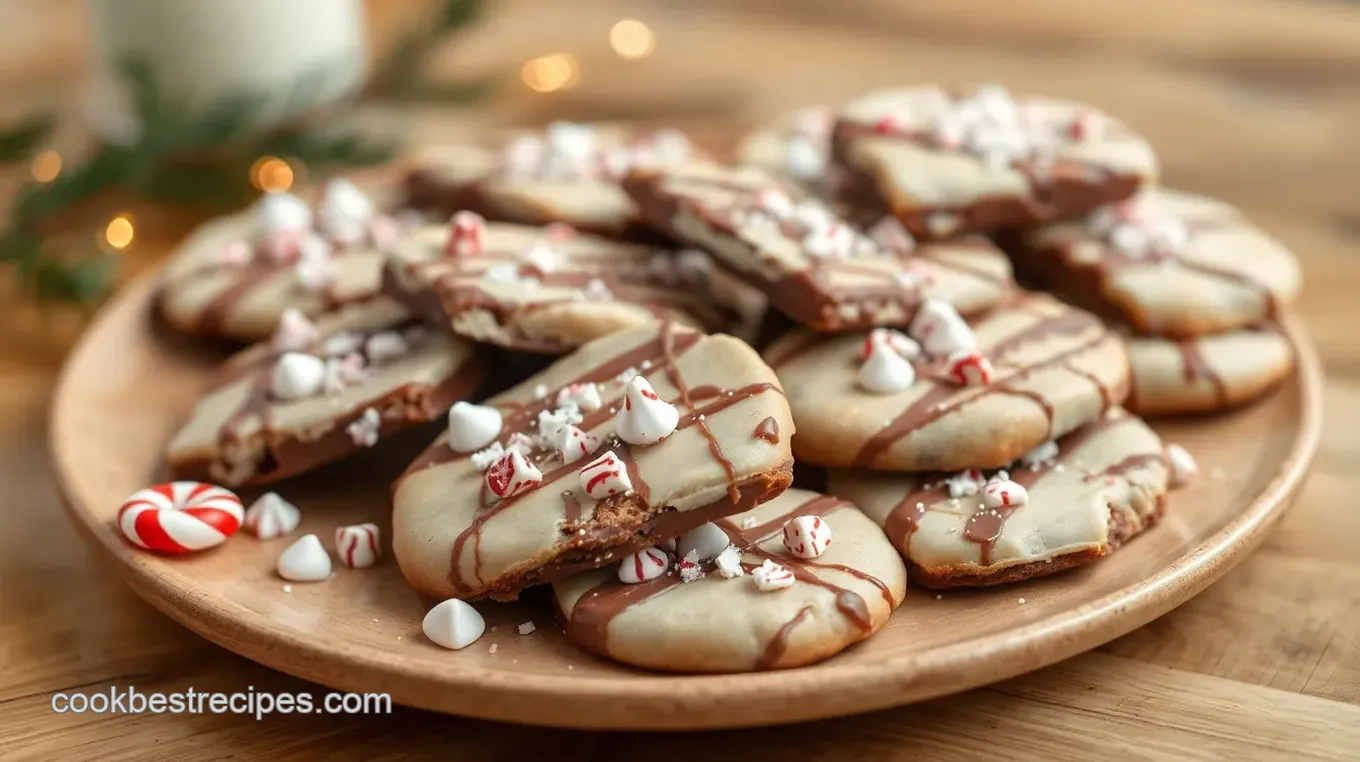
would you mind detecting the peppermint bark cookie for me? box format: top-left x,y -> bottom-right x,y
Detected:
158,180 -> 405,341
830,85 -> 1157,239
553,489 -> 905,672
392,322 -> 795,601
383,216 -> 763,353
167,298 -> 483,487
829,408 -> 1169,588
403,122 -> 695,240
623,161 -> 1014,331
735,106 -> 835,193
1007,189 -> 1301,337
766,293 -> 1129,471
1125,325 -> 1294,415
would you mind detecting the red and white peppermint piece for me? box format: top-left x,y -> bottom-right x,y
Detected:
446,211 -> 485,257
861,327 -> 922,361
272,308 -> 319,353
752,559 -> 796,591
617,547 -> 669,584
858,339 -> 916,394
447,402 -> 503,453
1165,443 -> 1198,488
873,114 -> 901,136
556,382 -> 602,412
334,522 -> 381,569
346,407 -> 382,448
323,352 -> 367,394
485,450 -> 542,499
946,469 -> 986,498
909,299 -> 976,358
293,248 -> 335,292
947,350 -> 994,386
1020,440 -> 1060,470
118,482 -> 243,554
559,425 -> 602,465
579,451 -> 633,499
243,492 -> 301,540
782,515 -> 833,560
614,376 -> 679,446
272,352 -> 327,400
867,216 -> 916,255
983,479 -> 1028,509
678,550 -> 704,583
1067,110 -> 1104,142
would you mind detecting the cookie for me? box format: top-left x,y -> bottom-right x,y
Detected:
382,217 -> 765,353
1006,189 -> 1301,337
1125,324 -> 1294,415
391,322 -> 795,601
157,180 -> 405,341
402,122 -> 695,240
553,489 -> 905,672
735,106 -> 835,193
830,85 -> 1157,239
167,298 -> 483,487
623,160 -> 1014,331
828,407 -> 1169,587
766,293 -> 1129,471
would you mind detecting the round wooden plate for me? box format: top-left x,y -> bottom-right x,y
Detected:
51,274 -> 1322,730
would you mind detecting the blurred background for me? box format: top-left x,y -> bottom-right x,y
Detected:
0,0 -> 1356,367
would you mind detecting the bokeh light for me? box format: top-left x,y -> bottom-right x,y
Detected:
251,156 -> 295,192
104,214 -> 135,250
610,20 -> 656,60
521,54 -> 580,93
30,150 -> 62,183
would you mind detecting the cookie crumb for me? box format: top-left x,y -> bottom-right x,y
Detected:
518,621 -> 536,635
489,644 -> 499,655
1018,598 -> 1027,604
491,626 -> 498,633
282,584 -> 293,594
935,594 -> 943,600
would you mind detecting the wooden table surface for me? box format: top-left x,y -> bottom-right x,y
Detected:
4,1 -> 1360,758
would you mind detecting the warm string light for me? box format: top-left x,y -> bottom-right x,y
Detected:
30,150 -> 62,183
521,54 -> 580,93
250,156 -> 295,192
610,19 -> 655,59
103,214 -> 135,250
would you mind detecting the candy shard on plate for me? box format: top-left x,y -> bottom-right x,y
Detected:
244,492 -> 301,540
391,323 -> 795,601
447,402 -> 503,453
618,547 -> 669,584
1165,443 -> 1198,488
614,376 -> 679,445
335,523 -> 381,569
423,598 -> 485,650
277,534 -> 332,582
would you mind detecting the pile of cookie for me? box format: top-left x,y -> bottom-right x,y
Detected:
149,84 -> 1299,674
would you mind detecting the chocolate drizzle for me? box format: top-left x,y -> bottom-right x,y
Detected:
753,417 -> 781,444
755,606 -> 814,670
1176,339 -> 1229,408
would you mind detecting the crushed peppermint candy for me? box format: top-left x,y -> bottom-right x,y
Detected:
741,516 -> 758,529
714,545 -> 744,578
752,559 -> 796,592
1020,441 -> 1060,470
946,469 -> 986,498
678,550 -> 704,583
471,442 -> 506,471
346,407 -> 382,447
536,404 -> 584,450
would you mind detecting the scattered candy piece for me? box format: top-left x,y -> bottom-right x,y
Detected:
423,598 -> 485,650
522,243 -> 559,273
505,432 -> 536,455
447,402 -> 503,453
335,523 -> 381,568
1165,443 -> 1199,488
782,515 -> 833,560
271,352 -> 327,401
859,340 -> 916,394
537,405 -> 584,450
218,240 -> 253,267
518,621 -> 537,635
556,382 -> 602,412
323,352 -> 367,393
272,309 -> 319,353
277,534 -> 332,582
714,545 -> 744,578
244,492 -> 301,540
486,450 -> 542,499
614,377 -> 679,445
1020,440 -> 1060,470
346,407 -> 382,447
470,442 -> 506,472
677,522 -> 731,562
910,299 -> 976,358
293,246 -> 335,292
364,331 -> 409,365
678,550 -> 704,583
446,211 -> 486,256
947,350 -> 994,386
579,451 -> 632,499
946,469 -> 986,498
752,559 -> 796,591
559,425 -> 602,465
983,479 -> 1029,509
118,482 -> 243,554
256,191 -> 312,234
861,328 -> 921,361
867,216 -> 916,254
617,547 -> 669,584
755,187 -> 794,218
316,178 -> 375,244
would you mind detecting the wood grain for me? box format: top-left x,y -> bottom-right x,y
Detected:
2,0 -> 1358,757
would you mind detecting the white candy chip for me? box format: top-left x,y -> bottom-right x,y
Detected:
782,515 -> 833,560
946,469 -> 986,499
423,598 -> 486,650
485,450 -> 542,499
556,382 -> 602,412
272,309 -> 319,353
346,407 -> 382,448
243,492 -> 302,540
364,331 -> 409,365
859,341 -> 916,394
714,545 -> 745,579
271,352 -> 327,401
559,425 -> 602,465
863,328 -> 922,361
617,547 -> 669,584
983,479 -> 1028,509
256,191 -> 312,234
1165,443 -> 1199,488
910,299 -> 976,358
1020,440 -> 1060,470
614,376 -> 679,446
677,522 -> 730,562
447,402 -> 503,453
536,405 -> 584,450
317,178 -> 375,244
752,559 -> 796,592
334,522 -> 381,569
579,451 -> 633,499
276,534 -> 332,582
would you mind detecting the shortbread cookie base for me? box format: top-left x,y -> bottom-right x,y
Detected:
1125,325 -> 1294,415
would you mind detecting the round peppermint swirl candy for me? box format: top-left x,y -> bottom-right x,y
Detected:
117,482 -> 244,554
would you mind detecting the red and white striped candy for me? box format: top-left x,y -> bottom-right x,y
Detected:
117,482 -> 243,554
753,559 -> 796,591
1067,110 -> 1104,142
560,426 -> 602,465
485,449 -> 542,499
861,328 -> 921,361
782,515 -> 833,560
983,479 -> 1028,509
873,114 -> 901,136
335,522 -> 381,569
617,546 -> 669,584
446,211 -> 485,257
579,451 -> 632,499
947,350 -> 994,386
